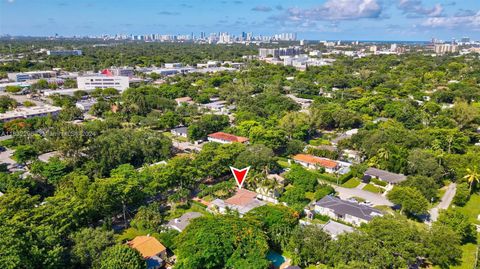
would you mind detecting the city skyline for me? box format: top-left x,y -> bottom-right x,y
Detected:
1,0 -> 480,41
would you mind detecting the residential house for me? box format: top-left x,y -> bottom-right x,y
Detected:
171,127 -> 188,138
175,97 -> 194,106
167,212 -> 202,232
321,220 -> 355,239
292,154 -> 339,173
127,236 -> 167,269
364,167 -> 407,186
207,132 -> 249,144
314,195 -> 383,226
208,189 -> 265,216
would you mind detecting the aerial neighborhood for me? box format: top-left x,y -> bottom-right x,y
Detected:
1,4 -> 480,268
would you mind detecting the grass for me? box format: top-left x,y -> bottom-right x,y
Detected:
305,191 -> 315,201
277,160 -> 290,168
165,202 -> 209,220
457,192 -> 480,225
342,178 -> 361,188
362,183 -> 383,194
433,235 -> 479,269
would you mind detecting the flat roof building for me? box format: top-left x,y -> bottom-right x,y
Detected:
77,74 -> 129,92
46,50 -> 83,56
8,71 -> 57,82
0,105 -> 62,122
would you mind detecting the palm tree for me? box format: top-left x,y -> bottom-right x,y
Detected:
464,166 -> 480,191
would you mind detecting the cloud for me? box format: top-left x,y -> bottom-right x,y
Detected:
6,0 -> 15,3
455,9 -> 475,17
233,1 -> 243,4
283,0 -> 383,21
422,11 -> 480,29
252,5 -> 273,12
397,0 -> 444,18
275,5 -> 283,10
157,11 -> 180,16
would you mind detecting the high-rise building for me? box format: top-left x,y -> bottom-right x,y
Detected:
434,44 -> 458,54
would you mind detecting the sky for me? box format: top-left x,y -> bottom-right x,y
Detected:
1,0 -> 480,41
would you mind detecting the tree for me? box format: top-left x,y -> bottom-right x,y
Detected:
175,216 -> 270,269
286,225 -> 331,267
453,182 -> 470,206
436,208 -> 476,243
99,245 -> 146,269
130,203 -> 163,233
463,166 -> 479,191
427,224 -> 462,268
245,205 -> 298,250
387,186 -> 429,216
12,145 -> 37,164
70,227 -> 115,268
234,144 -> 276,174
400,175 -> 438,202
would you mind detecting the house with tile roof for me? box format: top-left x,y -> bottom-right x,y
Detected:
292,154 -> 340,173
127,235 -> 166,269
207,132 -> 249,144
314,195 -> 383,226
208,189 -> 265,216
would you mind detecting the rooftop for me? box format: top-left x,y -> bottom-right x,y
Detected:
208,132 -> 249,143
210,189 -> 265,215
0,105 -> 62,121
365,167 -> 407,184
321,220 -> 355,238
127,236 -> 166,258
315,195 -> 383,221
293,154 -> 338,169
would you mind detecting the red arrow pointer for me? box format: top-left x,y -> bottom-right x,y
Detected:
230,166 -> 250,189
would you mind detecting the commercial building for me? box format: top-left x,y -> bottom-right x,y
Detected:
314,195 -> 383,226
0,105 -> 62,122
46,50 -> 83,56
8,71 -> 57,82
259,47 -> 302,58
110,67 -> 135,77
77,75 -> 129,91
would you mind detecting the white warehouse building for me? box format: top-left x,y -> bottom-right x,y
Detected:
77,75 -> 129,92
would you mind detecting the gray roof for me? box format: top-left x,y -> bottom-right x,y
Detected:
315,195 -> 383,221
321,220 -> 355,238
364,167 -> 407,184
171,126 -> 188,135
167,212 -> 203,232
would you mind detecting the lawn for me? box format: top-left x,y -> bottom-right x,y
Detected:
277,159 -> 291,168
433,235 -> 479,269
342,178 -> 361,188
457,192 -> 480,225
362,183 -> 383,194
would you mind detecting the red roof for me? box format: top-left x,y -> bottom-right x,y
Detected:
293,154 -> 338,169
208,132 -> 248,143
101,69 -> 113,76
225,189 -> 257,206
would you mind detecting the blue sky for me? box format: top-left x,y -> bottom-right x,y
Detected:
1,0 -> 479,40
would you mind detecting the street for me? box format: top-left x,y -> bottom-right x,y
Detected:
429,183 -> 457,223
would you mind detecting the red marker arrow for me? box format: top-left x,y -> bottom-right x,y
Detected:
230,166 -> 250,189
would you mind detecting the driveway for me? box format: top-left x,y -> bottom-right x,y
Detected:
429,183 -> 457,223
334,186 -> 393,206
0,149 -> 16,166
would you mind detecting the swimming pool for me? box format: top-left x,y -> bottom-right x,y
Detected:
267,250 -> 286,268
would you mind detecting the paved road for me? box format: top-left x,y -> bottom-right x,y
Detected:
0,149 -> 16,166
429,183 -> 457,223
334,186 -> 393,206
